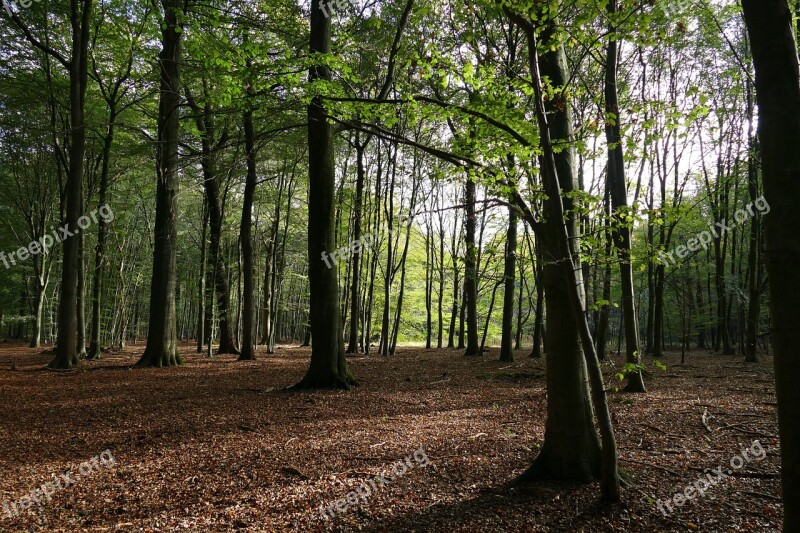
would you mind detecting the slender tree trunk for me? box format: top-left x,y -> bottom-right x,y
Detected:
448,220 -> 460,348
744,85 -> 761,363
196,200 -> 208,353
463,175 -> 480,356
76,195 -> 87,358
347,142 -> 366,353
88,106 -> 115,360
605,0 -> 644,392
238,95 -> 257,360
500,201 -> 517,361
530,244 -> 544,358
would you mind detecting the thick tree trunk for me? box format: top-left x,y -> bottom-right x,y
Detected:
506,11 -> 620,501
741,3 -> 800,529
136,0 -> 183,368
292,0 -> 354,388
50,0 -> 92,370
508,12 -> 601,485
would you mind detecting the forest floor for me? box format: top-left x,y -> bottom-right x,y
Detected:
0,341 -> 782,532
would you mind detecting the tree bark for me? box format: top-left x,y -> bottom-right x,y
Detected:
463,174 -> 480,356
136,0 -> 184,368
741,2 -> 800,528
47,0 -> 93,369
500,200 -> 517,362
292,0 -> 355,388
605,0 -> 644,392
506,10 -> 620,501
346,141 -> 366,353
238,89 -> 257,360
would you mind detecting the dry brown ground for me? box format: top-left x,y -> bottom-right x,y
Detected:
0,341 -> 782,532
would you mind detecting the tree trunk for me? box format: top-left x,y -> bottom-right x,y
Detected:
292,0 -> 354,388
741,3 -> 800,528
605,0 -> 644,392
88,103 -> 115,360
238,96 -> 257,360
346,142 -> 366,353
49,0 -> 93,369
136,0 -> 183,368
463,175 -> 480,356
507,10 -> 620,501
744,85 -> 761,364
500,200 -> 517,361
196,200 -> 208,353
76,196 -> 87,358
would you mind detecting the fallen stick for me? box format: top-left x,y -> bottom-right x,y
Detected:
701,408 -> 713,433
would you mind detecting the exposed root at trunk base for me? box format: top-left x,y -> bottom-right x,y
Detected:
623,379 -> 646,393
215,343 -> 241,356
86,343 -> 102,361
506,448 -> 600,490
48,352 -> 79,370
287,373 -> 357,391
135,348 -> 183,368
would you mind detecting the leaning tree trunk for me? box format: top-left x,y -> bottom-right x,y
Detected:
292,0 -> 354,389
741,2 -> 800,529
506,10 -> 620,501
136,0 -> 183,368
